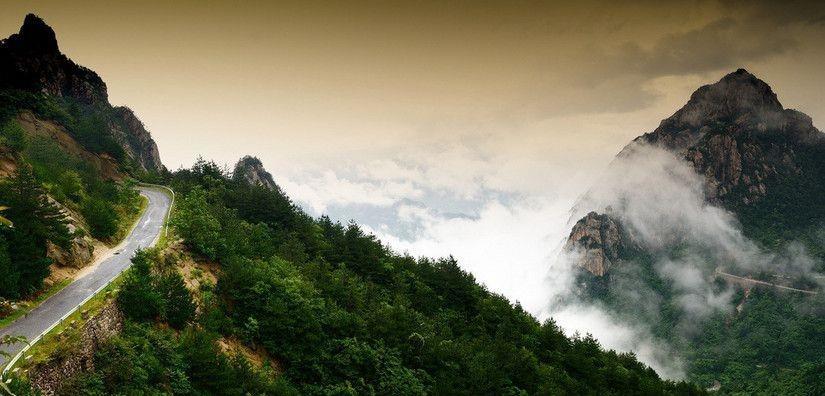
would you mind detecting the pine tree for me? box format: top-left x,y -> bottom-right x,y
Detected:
0,164 -> 70,297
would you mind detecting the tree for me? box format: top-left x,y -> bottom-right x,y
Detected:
117,251 -> 163,322
171,186 -> 223,260
159,272 -> 196,329
81,196 -> 118,239
0,164 -> 70,297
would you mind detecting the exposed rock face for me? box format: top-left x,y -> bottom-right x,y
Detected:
44,196 -> 95,268
233,156 -> 277,190
28,301 -> 124,396
0,14 -> 164,173
685,132 -> 800,204
0,14 -> 107,104
46,237 -> 93,269
635,69 -> 822,204
564,212 -> 633,276
110,107 -> 165,172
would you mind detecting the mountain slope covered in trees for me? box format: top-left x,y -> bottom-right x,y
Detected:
50,158 -> 698,395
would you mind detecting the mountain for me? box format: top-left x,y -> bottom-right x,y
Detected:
635,69 -> 823,206
0,16 -> 164,301
233,155 -> 278,190
569,69 -> 825,278
0,14 -> 163,173
563,70 -> 825,394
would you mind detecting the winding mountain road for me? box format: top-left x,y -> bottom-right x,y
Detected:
0,187 -> 171,370
715,268 -> 819,295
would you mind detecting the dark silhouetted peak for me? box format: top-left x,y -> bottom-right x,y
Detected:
0,14 -> 165,173
0,14 -> 107,104
17,14 -> 59,53
233,156 -> 277,190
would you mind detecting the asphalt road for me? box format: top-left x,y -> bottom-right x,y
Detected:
0,187 -> 171,367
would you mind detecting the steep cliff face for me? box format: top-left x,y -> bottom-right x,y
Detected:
110,107 -> 164,172
564,212 -> 634,276
233,156 -> 277,190
0,14 -> 164,173
566,69 -> 825,276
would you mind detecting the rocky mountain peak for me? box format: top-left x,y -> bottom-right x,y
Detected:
567,70 -> 825,276
638,69 -> 817,152
15,14 -> 60,53
0,14 -> 108,104
632,69 -> 822,205
679,69 -> 783,124
233,156 -> 277,190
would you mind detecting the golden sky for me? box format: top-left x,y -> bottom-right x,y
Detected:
2,0 -> 823,173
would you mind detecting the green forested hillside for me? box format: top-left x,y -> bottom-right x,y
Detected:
40,159 -> 703,395
0,90 -> 143,299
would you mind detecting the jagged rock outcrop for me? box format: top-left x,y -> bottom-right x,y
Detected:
44,197 -> 94,268
109,107 -> 165,171
0,14 -> 107,104
233,156 -> 277,190
0,14 -> 164,173
563,212 -> 634,276
46,236 -> 93,269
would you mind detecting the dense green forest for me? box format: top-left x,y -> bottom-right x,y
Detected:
579,246 -> 825,395
35,159 -> 703,395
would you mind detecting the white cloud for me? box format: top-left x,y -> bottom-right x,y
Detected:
279,170 -> 424,213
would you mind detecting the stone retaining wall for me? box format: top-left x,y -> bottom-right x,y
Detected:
27,301 -> 123,396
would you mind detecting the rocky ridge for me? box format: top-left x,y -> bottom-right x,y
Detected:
0,14 -> 164,173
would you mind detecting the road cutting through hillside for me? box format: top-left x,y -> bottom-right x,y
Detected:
0,187 -> 172,372
715,268 -> 819,295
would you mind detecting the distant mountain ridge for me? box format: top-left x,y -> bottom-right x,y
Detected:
0,14 -> 164,173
